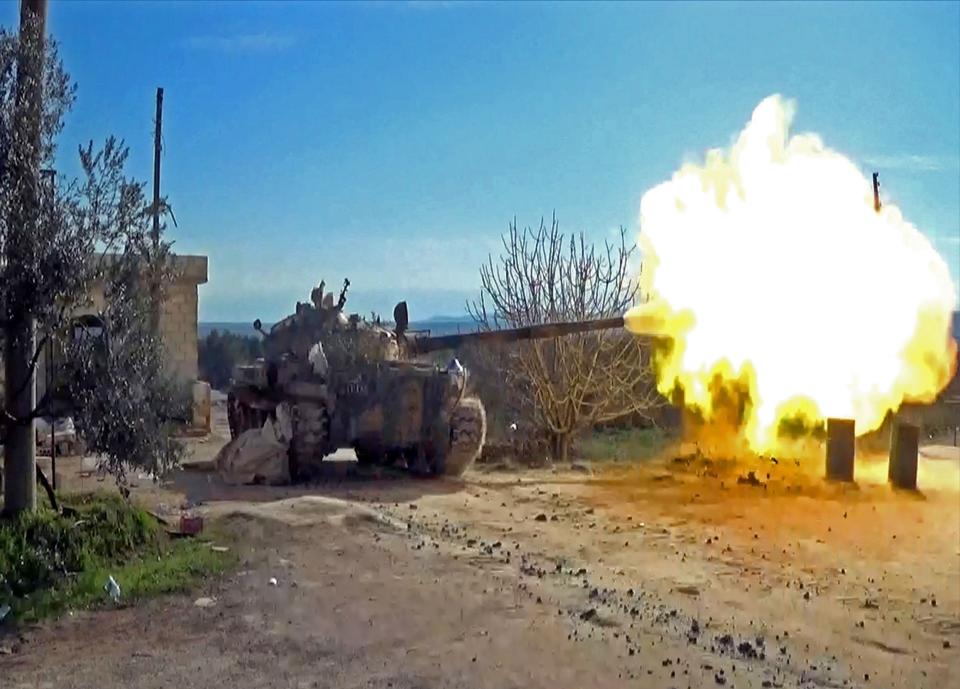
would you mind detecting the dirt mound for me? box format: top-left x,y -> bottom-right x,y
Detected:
920,445 -> 960,461
200,495 -> 405,530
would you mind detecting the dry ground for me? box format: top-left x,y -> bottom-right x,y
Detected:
2,410 -> 958,689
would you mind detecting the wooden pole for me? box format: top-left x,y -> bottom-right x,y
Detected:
2,0 -> 47,515
825,418 -> 855,482
872,173 -> 881,213
888,421 -> 919,490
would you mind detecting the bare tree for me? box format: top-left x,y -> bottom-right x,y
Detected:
1,18 -> 185,515
468,215 -> 661,462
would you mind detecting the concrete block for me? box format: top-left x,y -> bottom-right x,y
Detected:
888,421 -> 919,490
192,380 -> 211,431
826,418 -> 855,481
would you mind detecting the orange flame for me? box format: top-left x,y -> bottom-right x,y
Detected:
625,95 -> 958,454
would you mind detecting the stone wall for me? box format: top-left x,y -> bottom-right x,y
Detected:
158,256 -> 206,383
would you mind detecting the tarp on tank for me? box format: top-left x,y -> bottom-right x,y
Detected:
215,405 -> 293,485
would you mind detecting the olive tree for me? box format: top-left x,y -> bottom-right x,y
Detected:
468,215 -> 661,462
1,18 -> 185,514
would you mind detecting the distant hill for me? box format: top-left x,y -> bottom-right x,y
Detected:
198,322 -> 266,338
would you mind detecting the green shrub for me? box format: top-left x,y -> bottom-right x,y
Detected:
0,493 -> 232,622
575,427 -> 672,463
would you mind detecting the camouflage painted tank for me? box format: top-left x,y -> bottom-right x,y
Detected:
227,279 -> 624,479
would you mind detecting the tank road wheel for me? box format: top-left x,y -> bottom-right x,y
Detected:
436,397 -> 487,477
290,402 -> 330,479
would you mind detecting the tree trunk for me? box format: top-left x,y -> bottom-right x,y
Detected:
3,0 -> 47,516
551,432 -> 570,463
4,321 -> 37,514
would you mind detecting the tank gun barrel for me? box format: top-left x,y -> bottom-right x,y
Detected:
405,316 -> 627,355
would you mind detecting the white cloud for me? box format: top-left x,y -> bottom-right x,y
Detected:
185,33 -> 296,53
862,154 -> 959,172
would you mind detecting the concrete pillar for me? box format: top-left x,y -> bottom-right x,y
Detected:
192,380 -> 211,432
888,421 -> 919,490
826,418 -> 855,481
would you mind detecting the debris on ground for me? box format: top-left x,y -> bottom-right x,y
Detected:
178,514 -> 204,536
104,575 -> 121,603
737,470 -> 765,487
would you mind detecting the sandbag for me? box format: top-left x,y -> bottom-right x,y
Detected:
216,406 -> 292,485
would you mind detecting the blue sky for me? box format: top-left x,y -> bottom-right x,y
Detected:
4,0 -> 959,321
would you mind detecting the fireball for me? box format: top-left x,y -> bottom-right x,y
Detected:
625,95 -> 958,454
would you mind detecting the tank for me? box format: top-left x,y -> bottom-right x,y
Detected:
226,279 -> 625,479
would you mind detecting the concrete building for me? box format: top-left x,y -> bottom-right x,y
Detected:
33,254 -> 208,398
156,255 -> 208,382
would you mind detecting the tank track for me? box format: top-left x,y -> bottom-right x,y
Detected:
439,397 -> 487,477
227,392 -> 270,438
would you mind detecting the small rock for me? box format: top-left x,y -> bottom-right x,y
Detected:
579,608 -> 597,621
715,672 -> 727,685
268,577 -> 278,586
193,597 -> 216,608
535,514 -> 548,522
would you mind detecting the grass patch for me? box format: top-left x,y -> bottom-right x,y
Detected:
0,492 -> 235,623
576,427 -> 672,463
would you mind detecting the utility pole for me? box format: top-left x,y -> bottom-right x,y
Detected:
152,87 -> 163,248
3,0 -> 47,514
150,87 -> 163,335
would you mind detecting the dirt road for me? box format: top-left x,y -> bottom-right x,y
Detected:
3,424 -> 959,688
